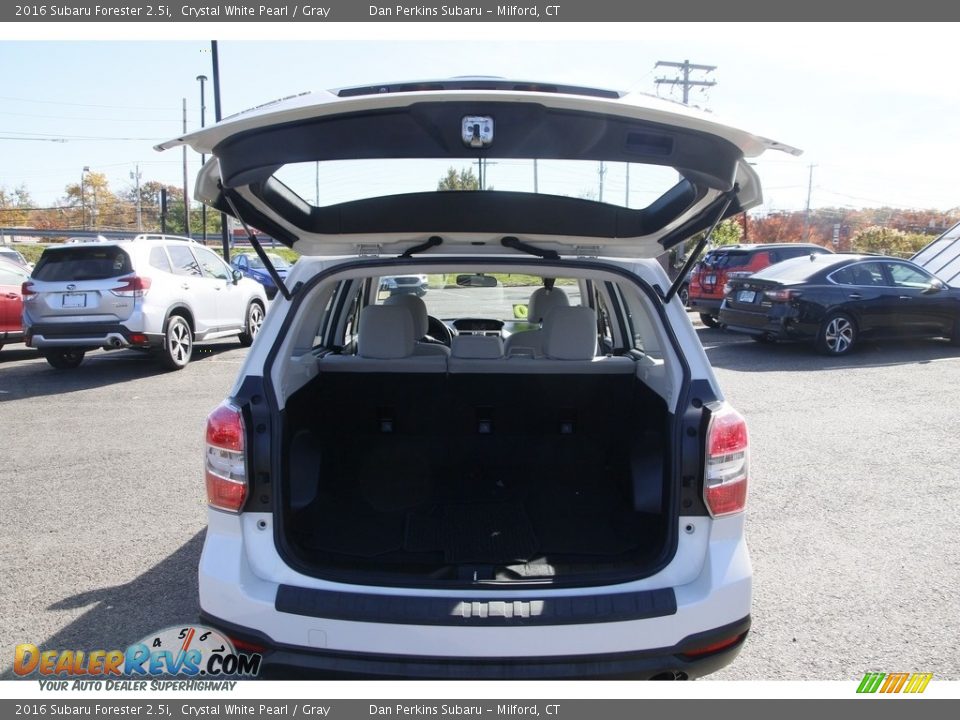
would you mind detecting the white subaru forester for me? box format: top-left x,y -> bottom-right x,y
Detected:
159,78 -> 798,679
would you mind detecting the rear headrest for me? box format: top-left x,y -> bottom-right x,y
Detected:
528,286 -> 569,323
451,334 -> 504,359
357,305 -> 415,359
384,293 -> 429,338
543,307 -> 598,360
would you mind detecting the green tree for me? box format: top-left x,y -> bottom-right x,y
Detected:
437,167 -> 480,191
850,226 -> 931,257
0,184 -> 34,226
63,172 -> 131,231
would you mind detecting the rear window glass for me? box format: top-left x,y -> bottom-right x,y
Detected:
711,251 -> 751,269
33,247 -> 132,281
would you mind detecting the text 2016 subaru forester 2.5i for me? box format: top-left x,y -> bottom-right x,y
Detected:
159,78 -> 800,679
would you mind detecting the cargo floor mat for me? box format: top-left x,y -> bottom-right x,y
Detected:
406,503 -> 539,564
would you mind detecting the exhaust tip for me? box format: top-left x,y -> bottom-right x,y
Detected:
650,671 -> 688,681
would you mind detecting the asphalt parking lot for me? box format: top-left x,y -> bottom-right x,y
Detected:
1,319 -> 958,681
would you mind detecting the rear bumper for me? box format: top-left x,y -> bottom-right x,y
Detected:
201,611 -> 750,679
687,297 -> 723,316
26,321 -> 161,350
197,511 -> 752,679
719,304 -> 809,340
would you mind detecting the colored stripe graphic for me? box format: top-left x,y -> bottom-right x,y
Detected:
857,672 -> 885,693
904,673 -> 933,694
881,672 -> 910,693
857,672 -> 932,694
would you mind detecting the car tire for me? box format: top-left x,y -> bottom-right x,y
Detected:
238,301 -> 265,347
816,312 -> 857,355
160,315 -> 193,370
699,313 -> 719,328
43,348 -> 86,369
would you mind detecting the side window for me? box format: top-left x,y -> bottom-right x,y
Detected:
830,266 -> 856,285
167,245 -> 203,277
149,246 -> 172,274
0,265 -> 27,285
193,247 -> 231,281
887,263 -> 934,289
839,262 -> 886,287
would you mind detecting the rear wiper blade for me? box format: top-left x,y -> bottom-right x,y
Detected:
223,190 -> 294,301
664,187 -> 737,304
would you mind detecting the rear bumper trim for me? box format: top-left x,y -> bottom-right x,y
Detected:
200,611 -> 750,679
275,585 -> 677,626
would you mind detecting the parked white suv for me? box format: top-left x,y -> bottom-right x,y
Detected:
23,234 -> 267,370
163,78 -> 798,678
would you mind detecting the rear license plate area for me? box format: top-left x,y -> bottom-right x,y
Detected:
62,293 -> 87,308
737,290 -> 756,303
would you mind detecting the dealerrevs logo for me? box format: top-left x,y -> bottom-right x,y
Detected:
14,625 -> 261,681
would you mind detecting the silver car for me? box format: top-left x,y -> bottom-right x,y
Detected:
22,234 -> 267,370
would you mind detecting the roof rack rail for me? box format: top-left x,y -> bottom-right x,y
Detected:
130,233 -> 197,244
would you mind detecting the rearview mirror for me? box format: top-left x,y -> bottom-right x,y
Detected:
232,269 -> 243,284
456,273 -> 498,288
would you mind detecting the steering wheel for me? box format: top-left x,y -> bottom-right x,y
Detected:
426,316 -> 454,347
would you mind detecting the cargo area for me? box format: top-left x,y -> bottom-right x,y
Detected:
278,367 -> 676,587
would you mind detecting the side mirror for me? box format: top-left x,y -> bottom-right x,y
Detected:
232,269 -> 243,284
922,279 -> 945,294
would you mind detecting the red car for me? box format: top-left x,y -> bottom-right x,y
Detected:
687,243 -> 832,327
0,257 -> 30,351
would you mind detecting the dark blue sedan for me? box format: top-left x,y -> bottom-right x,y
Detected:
719,253 -> 960,355
231,252 -> 292,300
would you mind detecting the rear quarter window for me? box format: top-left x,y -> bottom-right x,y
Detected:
33,247 -> 132,281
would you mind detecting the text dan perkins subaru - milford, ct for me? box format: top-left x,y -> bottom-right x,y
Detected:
368,5 -> 560,16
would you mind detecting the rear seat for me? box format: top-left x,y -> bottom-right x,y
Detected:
320,304 -> 447,373
449,307 -> 635,375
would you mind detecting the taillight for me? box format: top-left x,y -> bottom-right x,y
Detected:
704,404 -> 748,517
111,275 -> 151,298
21,281 -> 36,300
205,402 -> 248,513
763,288 -> 798,302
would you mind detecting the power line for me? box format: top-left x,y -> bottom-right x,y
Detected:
654,59 -> 717,105
0,95 -> 185,112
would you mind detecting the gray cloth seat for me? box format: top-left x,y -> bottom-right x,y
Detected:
384,294 -> 450,356
503,286 -> 570,358
320,304 -> 447,373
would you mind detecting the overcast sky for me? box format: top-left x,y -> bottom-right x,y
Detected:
1,23 -> 958,214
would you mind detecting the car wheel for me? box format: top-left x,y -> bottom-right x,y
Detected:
43,348 -> 86,369
238,301 -> 265,347
816,312 -> 857,355
160,315 -> 193,370
699,313 -> 719,328
678,286 -> 690,306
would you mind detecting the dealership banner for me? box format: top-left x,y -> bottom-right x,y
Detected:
1,700 -> 959,719
2,0 -> 958,22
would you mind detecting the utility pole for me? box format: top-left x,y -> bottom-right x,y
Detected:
654,59 -> 717,105
802,164 -> 816,241
197,74 -> 208,244
80,166 -> 89,231
598,161 -> 606,203
212,40 -> 230,263
182,98 -> 191,239
130,165 -> 142,231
